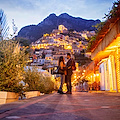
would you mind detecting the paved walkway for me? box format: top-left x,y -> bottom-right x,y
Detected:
0,92 -> 120,120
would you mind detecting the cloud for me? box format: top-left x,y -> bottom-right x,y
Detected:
0,0 -> 35,10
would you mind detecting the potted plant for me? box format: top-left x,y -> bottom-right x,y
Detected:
0,40 -> 28,104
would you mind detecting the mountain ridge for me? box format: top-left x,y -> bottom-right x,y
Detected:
18,13 -> 101,42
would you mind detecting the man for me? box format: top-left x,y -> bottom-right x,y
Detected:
66,53 -> 73,94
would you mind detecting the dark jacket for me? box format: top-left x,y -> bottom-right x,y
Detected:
66,58 -> 73,75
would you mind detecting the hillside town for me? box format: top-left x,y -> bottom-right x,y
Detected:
30,25 -> 94,69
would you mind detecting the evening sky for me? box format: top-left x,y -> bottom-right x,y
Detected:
0,0 -> 116,35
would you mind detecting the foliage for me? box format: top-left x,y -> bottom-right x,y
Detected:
24,67 -> 54,94
103,0 -> 120,20
92,22 -> 105,34
87,35 -> 97,51
15,37 -> 31,47
87,0 -> 120,52
0,40 -> 28,93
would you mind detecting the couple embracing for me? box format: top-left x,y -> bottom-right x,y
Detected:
58,53 -> 76,94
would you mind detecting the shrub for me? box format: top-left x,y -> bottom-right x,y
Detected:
24,67 -> 54,94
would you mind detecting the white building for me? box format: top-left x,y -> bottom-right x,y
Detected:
58,25 -> 67,33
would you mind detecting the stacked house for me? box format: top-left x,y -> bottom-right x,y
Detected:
30,25 -> 94,71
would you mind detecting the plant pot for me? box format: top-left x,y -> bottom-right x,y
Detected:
24,91 -> 40,99
0,91 -> 19,104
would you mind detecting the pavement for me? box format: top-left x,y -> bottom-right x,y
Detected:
0,91 -> 120,120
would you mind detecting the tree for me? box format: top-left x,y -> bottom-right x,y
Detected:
103,0 -> 120,20
87,0 -> 120,52
0,40 -> 28,93
92,22 -> 105,34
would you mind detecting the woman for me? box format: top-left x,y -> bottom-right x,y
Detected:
57,56 -> 66,94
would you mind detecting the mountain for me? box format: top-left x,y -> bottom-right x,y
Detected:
18,13 -> 101,42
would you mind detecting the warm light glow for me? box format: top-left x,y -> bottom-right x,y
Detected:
43,33 -> 49,37
74,75 -> 77,78
96,74 -> 99,76
83,70 -> 86,72
81,33 -> 88,39
58,25 -> 67,33
82,73 -> 85,75
64,45 -> 72,49
116,47 -> 120,92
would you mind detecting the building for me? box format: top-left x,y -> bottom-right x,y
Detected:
0,9 -> 9,41
30,24 -> 94,77
58,25 -> 67,33
89,2 -> 120,92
